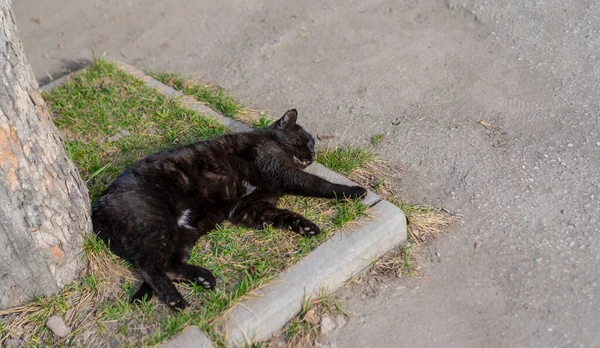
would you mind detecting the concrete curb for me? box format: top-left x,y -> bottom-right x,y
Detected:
40,71 -> 79,92
159,327 -> 214,348
218,200 -> 406,346
41,59 -> 407,347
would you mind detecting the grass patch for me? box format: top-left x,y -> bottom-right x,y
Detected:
149,72 -> 241,118
251,112 -> 272,129
149,72 -> 280,129
0,59 -> 369,347
43,59 -> 227,201
315,147 -> 374,177
371,133 -> 385,145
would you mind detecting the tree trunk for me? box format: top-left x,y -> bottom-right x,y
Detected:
0,0 -> 91,309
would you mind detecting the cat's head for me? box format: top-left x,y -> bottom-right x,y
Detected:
270,109 -> 315,169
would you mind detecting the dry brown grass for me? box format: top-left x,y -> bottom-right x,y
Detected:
0,246 -> 136,347
334,155 -> 460,278
277,291 -> 346,348
404,206 -> 459,246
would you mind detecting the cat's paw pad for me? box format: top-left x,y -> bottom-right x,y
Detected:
195,275 -> 216,290
346,186 -> 368,199
195,269 -> 216,290
291,219 -> 321,237
165,295 -> 188,311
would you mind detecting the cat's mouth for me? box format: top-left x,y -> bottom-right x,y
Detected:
293,156 -> 312,168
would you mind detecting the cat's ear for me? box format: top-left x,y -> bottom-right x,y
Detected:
272,109 -> 298,129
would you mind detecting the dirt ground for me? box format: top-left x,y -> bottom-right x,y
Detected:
13,0 -> 600,347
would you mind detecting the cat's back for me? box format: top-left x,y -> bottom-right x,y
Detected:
92,145 -> 200,220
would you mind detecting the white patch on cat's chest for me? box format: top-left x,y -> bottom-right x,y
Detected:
242,181 -> 257,196
177,209 -> 193,229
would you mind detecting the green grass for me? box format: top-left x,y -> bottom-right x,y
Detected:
371,133 -> 385,145
251,112 -> 272,129
149,72 -> 242,118
83,234 -> 112,256
401,244 -> 414,275
315,147 -> 374,176
101,298 -> 131,321
331,199 -> 367,227
0,59 -> 370,347
84,273 -> 101,292
44,60 -> 228,201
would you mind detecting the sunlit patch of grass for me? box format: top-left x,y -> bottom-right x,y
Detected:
149,72 -> 242,118
315,147 -> 374,176
83,234 -> 111,256
251,112 -> 272,129
43,59 -> 228,201
331,198 -> 367,228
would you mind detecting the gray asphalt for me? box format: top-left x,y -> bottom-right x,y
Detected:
13,0 -> 600,347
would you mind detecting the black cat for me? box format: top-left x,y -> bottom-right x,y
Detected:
92,109 -> 367,309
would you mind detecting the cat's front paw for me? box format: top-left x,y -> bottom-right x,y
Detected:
290,218 -> 321,237
345,186 -> 368,199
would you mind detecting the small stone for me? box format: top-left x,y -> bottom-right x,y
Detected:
4,338 -> 23,347
320,315 -> 336,334
46,315 -> 71,338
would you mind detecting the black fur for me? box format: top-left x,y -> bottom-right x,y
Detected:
92,109 -> 367,309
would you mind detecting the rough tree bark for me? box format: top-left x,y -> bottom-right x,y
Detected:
0,0 -> 91,309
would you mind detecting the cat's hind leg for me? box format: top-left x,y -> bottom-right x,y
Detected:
229,195 -> 321,237
131,264 -> 216,304
137,266 -> 188,310
131,282 -> 154,303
